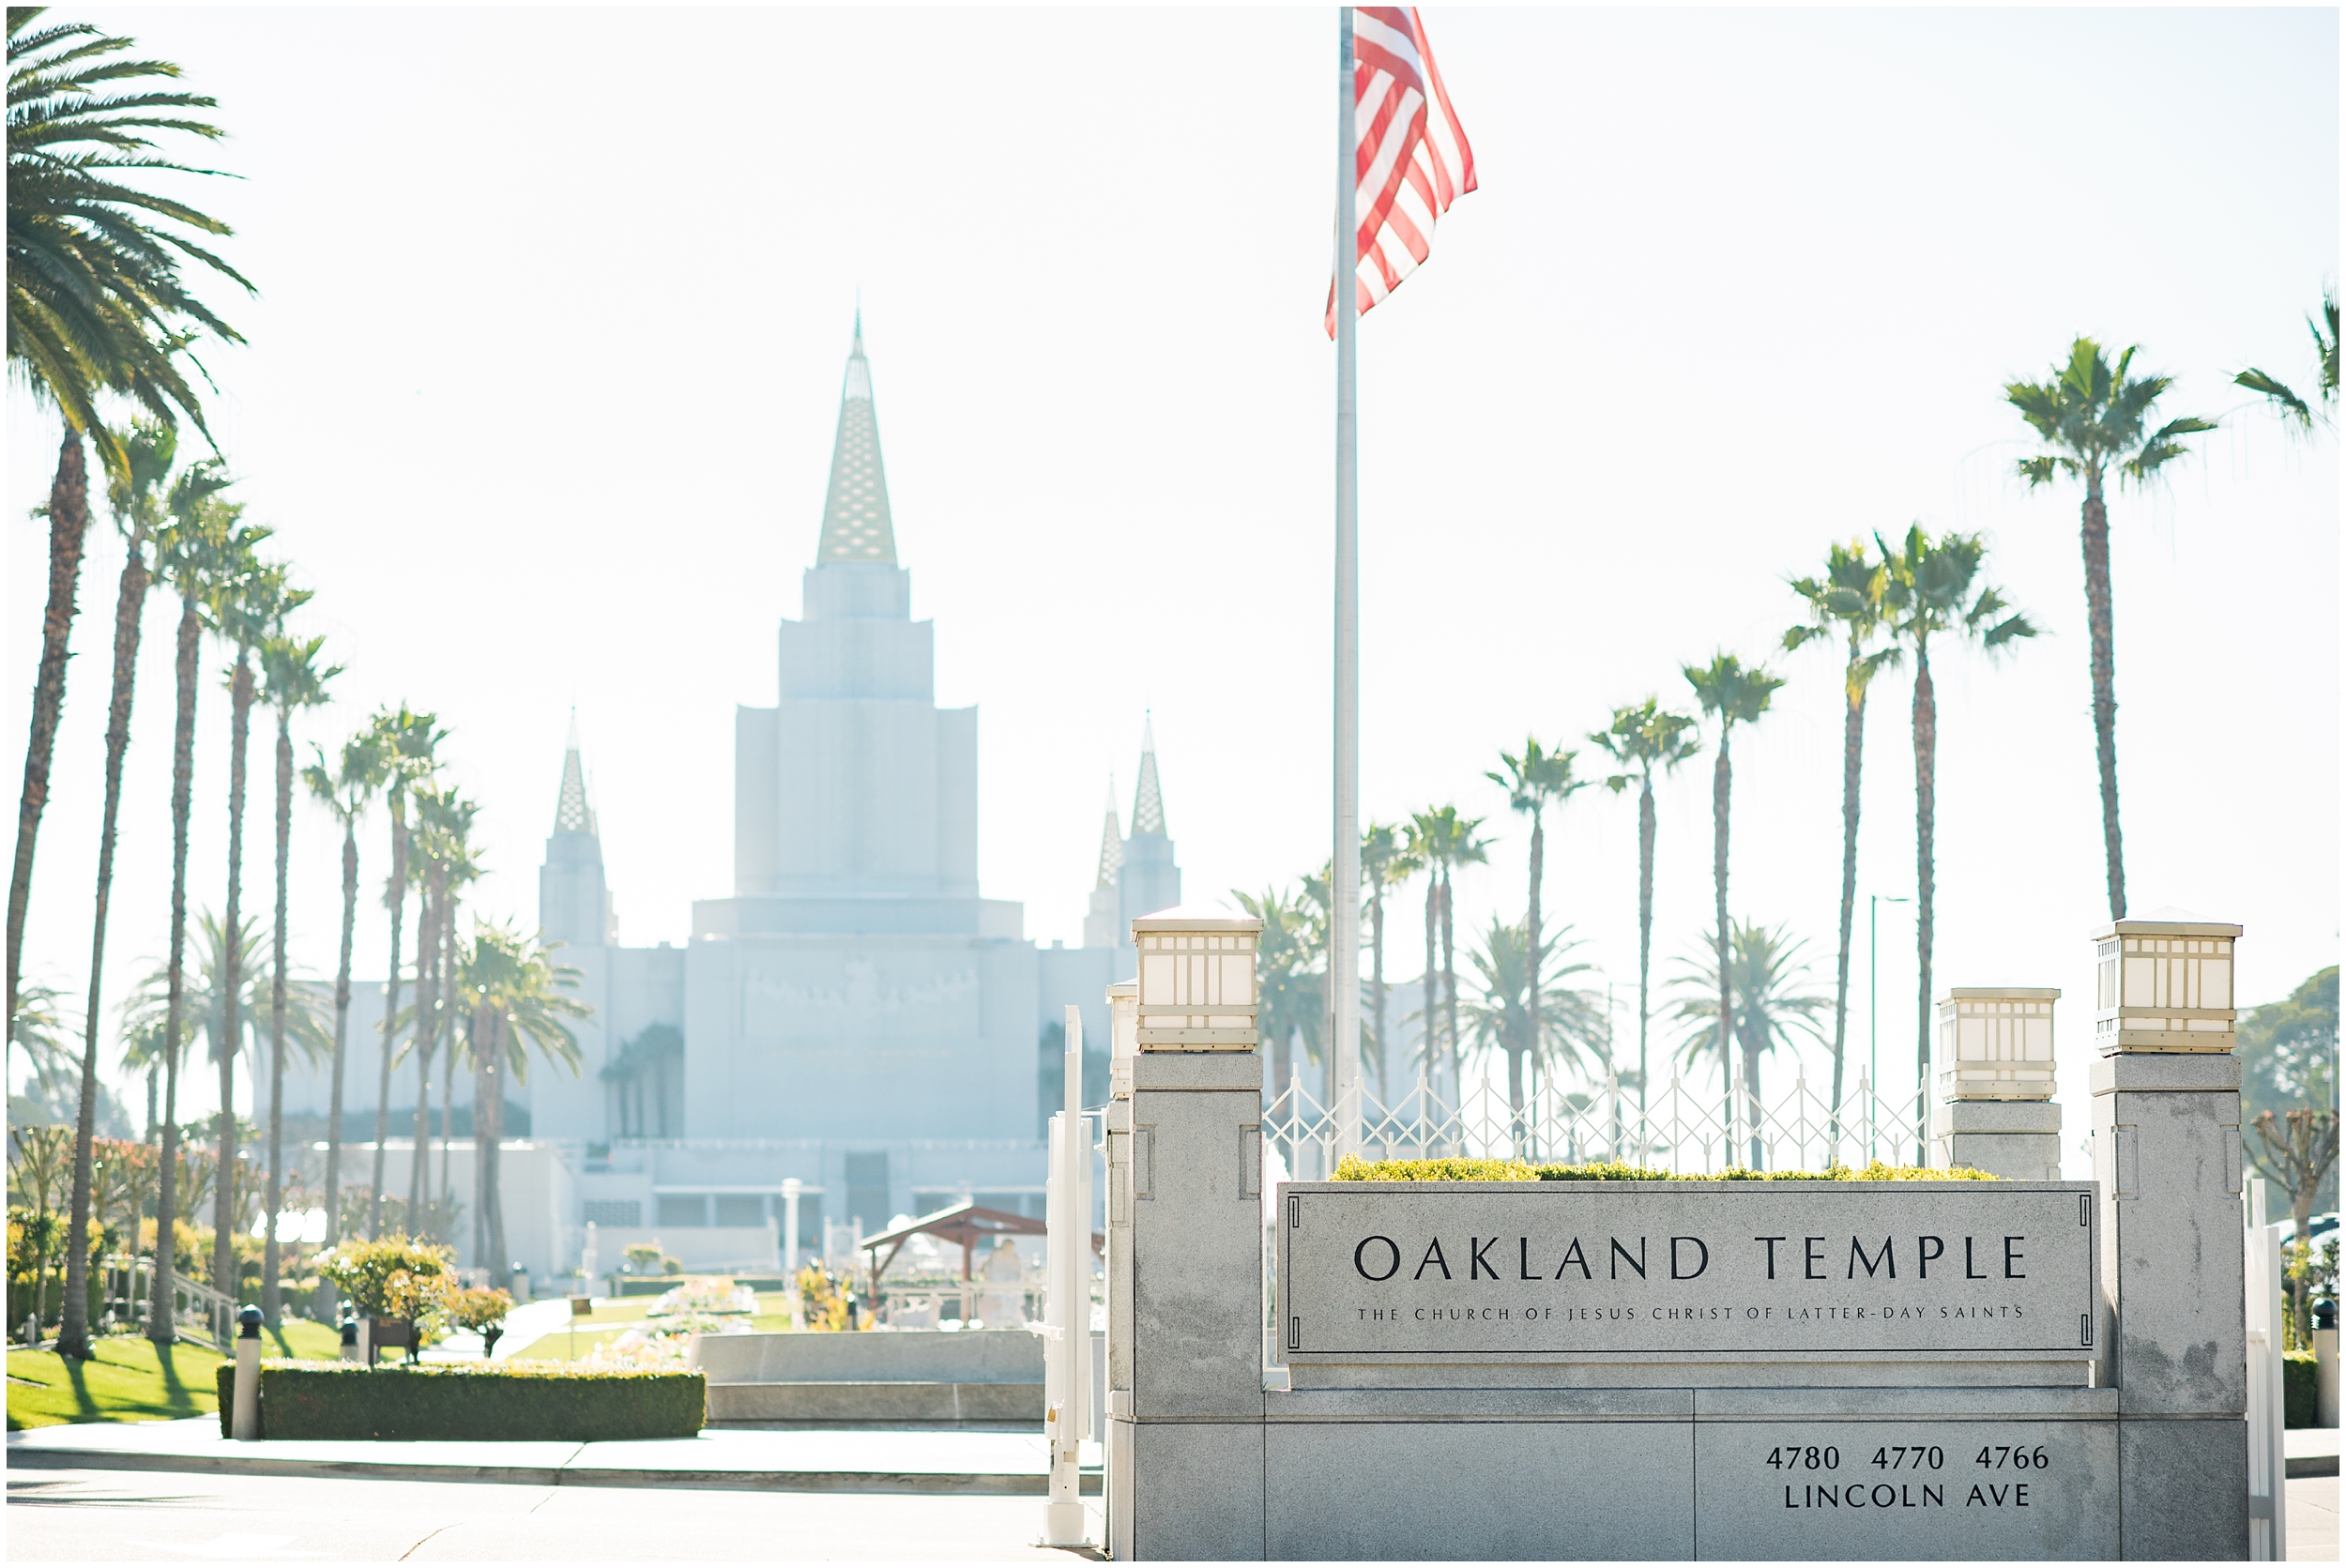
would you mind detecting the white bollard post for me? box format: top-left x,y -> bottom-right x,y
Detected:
232,1305 -> 263,1439
782,1178 -> 804,1328
1041,1003 -> 1089,1547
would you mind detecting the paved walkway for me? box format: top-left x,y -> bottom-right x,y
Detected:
7,1418 -> 1102,1494
8,1466 -> 1105,1560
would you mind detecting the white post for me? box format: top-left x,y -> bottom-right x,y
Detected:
2247,1179 -> 2287,1560
1329,2 -> 1362,1166
231,1305 -> 262,1439
1043,1004 -> 1089,1546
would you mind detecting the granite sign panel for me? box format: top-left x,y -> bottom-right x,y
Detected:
1276,1182 -> 2097,1360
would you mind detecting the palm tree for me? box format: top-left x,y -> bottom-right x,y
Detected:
9,976 -> 75,1096
1782,540 -> 1896,1127
434,825 -> 482,1212
1667,921 -> 1831,1166
1232,885 -> 1323,1104
1359,822 -> 1404,1110
143,481 -> 242,1346
1591,699 -> 1699,1116
1401,815 -> 1440,1111
208,549 -> 297,1302
1683,652 -> 1785,1145
459,921 -> 587,1289
1409,806 -> 1490,1112
404,784 -> 476,1231
2234,291 -> 2338,434
257,632 -> 334,1323
2005,339 -> 2212,921
365,707 -> 440,1239
7,9 -> 251,1043
1487,739 -> 1586,1138
1879,525 -> 2034,1158
53,421 -> 215,1358
1460,918 -> 1606,1151
301,728 -> 390,1284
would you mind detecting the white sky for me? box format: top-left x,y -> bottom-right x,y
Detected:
7,8 -> 2337,1172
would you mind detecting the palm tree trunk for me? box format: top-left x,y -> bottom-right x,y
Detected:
1421,875 -> 1440,1120
1440,870 -> 1460,1110
1522,808 -> 1543,1153
1830,651 -> 1866,1140
1369,888 -> 1388,1112
1712,734 -> 1733,1153
369,798 -> 408,1238
2079,477 -> 2125,921
1636,775 -> 1656,1113
320,816 -> 357,1315
438,896 -> 459,1210
1744,1036 -> 1765,1169
8,430 -> 90,1040
263,707 -> 293,1325
215,653 -> 254,1303
1912,643 -> 1938,1165
408,877 -> 440,1228
149,596 -> 202,1346
57,525 -> 147,1360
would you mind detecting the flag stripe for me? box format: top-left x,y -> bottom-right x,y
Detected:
1326,7 -> 1477,335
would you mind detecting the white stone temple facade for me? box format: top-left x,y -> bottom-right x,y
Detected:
268,321 -> 1185,1277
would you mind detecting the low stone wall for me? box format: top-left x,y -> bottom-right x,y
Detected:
690,1329 -> 1043,1385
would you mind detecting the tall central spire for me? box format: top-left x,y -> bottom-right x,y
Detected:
815,312 -> 898,566
1131,715 -> 1166,837
555,709 -> 596,835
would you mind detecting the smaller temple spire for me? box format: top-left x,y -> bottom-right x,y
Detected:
1131,715 -> 1166,837
1093,777 -> 1124,889
555,710 -> 596,835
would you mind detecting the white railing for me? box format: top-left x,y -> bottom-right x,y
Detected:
873,1278 -> 1046,1330
99,1256 -> 239,1352
1264,1065 -> 1929,1180
2246,1179 -> 2288,1560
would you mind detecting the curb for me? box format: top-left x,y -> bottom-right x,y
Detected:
5,1444 -> 1104,1495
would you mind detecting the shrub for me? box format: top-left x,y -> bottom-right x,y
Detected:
660,1255 -> 683,1276
2284,1352 -> 2317,1427
215,1359 -> 706,1440
1332,1154 -> 2002,1183
445,1287 -> 514,1335
796,1259 -> 851,1332
622,1242 -> 663,1272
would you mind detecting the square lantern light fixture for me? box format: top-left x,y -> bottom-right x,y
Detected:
1131,910 -> 1260,1051
1936,988 -> 2059,1102
2092,918 -> 2241,1055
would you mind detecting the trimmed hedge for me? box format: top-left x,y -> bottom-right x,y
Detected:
1332,1154 -> 2002,1183
2284,1352 -> 2316,1427
215,1360 -> 704,1440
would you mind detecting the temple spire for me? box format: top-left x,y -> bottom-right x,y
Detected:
815,312 -> 898,565
1131,716 -> 1166,837
1093,777 -> 1124,889
554,710 -> 596,835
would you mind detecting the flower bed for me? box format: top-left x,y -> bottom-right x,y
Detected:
214,1360 -> 704,1440
1331,1154 -> 2001,1183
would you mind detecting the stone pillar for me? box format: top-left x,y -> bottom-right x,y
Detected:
1106,912 -> 1265,1562
1934,1099 -> 2063,1180
2088,918 -> 2247,1560
1932,987 -> 2063,1180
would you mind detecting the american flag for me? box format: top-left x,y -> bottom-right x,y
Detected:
1326,7 -> 1477,335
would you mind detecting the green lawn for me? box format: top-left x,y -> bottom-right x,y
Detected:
5,1319 -> 341,1430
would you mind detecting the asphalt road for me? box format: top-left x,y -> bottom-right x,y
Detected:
6,1468 -> 1106,1561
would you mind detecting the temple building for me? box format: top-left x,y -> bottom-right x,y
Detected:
517,320 -> 1179,1272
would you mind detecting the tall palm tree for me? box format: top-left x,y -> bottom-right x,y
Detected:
1683,653 -> 1784,1143
257,632 -> 334,1323
1668,921 -> 1831,1166
1592,699 -> 1699,1115
301,728 -> 389,1286
209,548 -> 295,1302
2234,291 -> 2338,434
1401,814 -> 1440,1111
1879,525 -> 2034,1157
459,921 -> 587,1289
2005,339 -> 2211,921
1359,822 -> 1403,1110
1782,540 -> 1896,1126
434,824 -> 482,1212
7,9 -> 251,1044
53,421 -> 214,1357
9,976 -> 75,1095
365,707 -> 440,1238
1460,917 -> 1606,1150
1487,739 -> 1585,1136
1417,806 -> 1490,1106
142,480 -> 240,1345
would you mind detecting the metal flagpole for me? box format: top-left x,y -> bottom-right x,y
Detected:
1331,5 -> 1363,1165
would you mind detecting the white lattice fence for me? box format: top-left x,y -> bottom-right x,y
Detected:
1264,1067 -> 1928,1180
